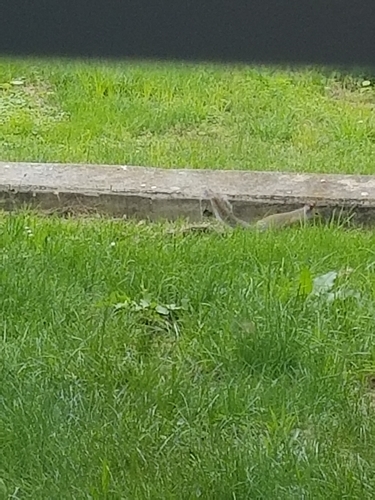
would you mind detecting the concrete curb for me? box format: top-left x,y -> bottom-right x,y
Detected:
1,161 -> 375,224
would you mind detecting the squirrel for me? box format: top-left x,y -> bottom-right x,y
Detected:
206,190 -> 316,231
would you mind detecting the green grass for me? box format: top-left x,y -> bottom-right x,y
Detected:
2,57 -> 375,498
2,213 -> 375,498
1,58 -> 375,173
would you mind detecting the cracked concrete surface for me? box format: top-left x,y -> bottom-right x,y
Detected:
1,161 -> 375,225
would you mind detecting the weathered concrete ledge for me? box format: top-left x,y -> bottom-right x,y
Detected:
1,161 -> 375,225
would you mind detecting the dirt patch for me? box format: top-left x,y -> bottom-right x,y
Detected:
326,82 -> 375,108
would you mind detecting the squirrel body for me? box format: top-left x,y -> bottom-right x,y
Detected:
207,191 -> 316,231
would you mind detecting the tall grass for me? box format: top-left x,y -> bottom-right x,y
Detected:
2,213 -> 375,498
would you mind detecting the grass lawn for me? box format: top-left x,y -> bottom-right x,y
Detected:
2,58 -> 375,498
1,58 -> 375,174
2,213 -> 375,498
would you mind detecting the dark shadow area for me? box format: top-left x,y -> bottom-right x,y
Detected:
1,1 -> 375,67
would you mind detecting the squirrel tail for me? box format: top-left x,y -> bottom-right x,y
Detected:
205,189 -> 250,228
